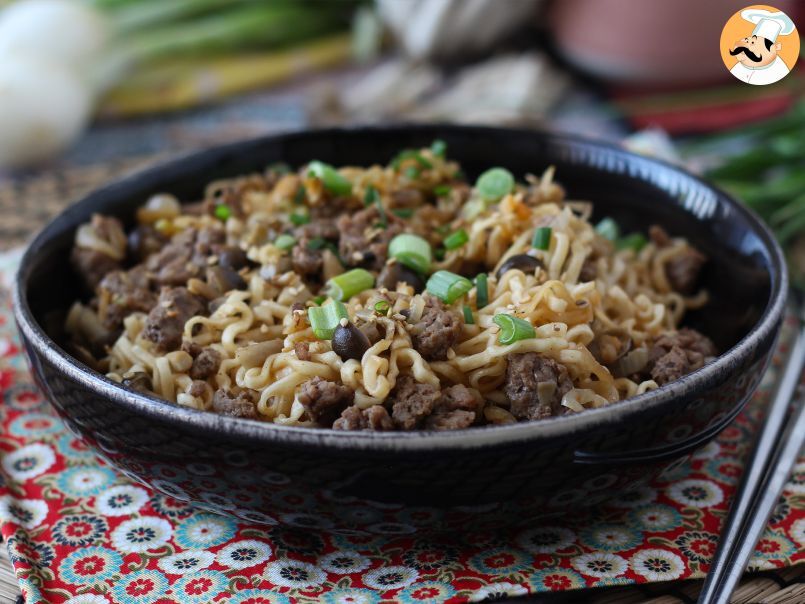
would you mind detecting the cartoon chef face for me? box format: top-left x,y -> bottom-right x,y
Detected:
730,34 -> 781,68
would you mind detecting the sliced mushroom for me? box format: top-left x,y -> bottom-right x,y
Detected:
377,262 -> 425,292
496,254 -> 543,279
207,265 -> 246,295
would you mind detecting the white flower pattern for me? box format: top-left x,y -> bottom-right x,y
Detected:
2,443 -> 55,480
0,496 -> 48,529
111,517 -> 172,553
265,559 -> 326,588
157,550 -> 215,575
95,485 -> 148,516
630,549 -> 686,581
216,540 -> 272,569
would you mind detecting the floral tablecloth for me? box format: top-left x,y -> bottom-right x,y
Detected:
0,249 -> 803,604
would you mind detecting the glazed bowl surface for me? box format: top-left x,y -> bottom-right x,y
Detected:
13,125 -> 787,532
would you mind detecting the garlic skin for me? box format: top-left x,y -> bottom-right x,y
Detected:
0,56 -> 93,168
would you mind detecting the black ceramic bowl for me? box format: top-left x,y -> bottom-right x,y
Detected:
14,126 -> 787,533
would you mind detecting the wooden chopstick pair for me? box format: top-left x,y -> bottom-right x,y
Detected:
698,306 -> 805,604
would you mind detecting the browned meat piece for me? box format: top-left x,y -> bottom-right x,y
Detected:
333,404 -> 394,430
411,295 -> 462,361
212,388 -> 258,419
146,226 -> 226,286
142,287 -> 205,352
337,206 -> 403,270
294,220 -> 339,241
181,340 -> 202,357
294,341 -> 311,361
504,353 -> 573,420
72,248 -> 121,291
579,258 -> 597,282
97,266 -> 156,331
188,380 -> 208,397
291,239 -> 323,277
390,188 -> 425,209
298,376 -> 354,425
391,374 -> 439,430
647,328 -> 717,385
127,225 -> 167,262
649,225 -> 671,247
665,246 -> 707,295
189,347 -> 222,380
424,384 -> 481,430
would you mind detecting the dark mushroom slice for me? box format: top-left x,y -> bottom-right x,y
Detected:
496,254 -> 544,279
217,246 -> 249,270
332,322 -> 371,361
376,262 -> 425,292
206,265 -> 246,295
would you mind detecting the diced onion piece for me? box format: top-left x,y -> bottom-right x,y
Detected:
236,340 -> 283,368
614,347 -> 649,376
493,313 -> 536,344
308,301 -> 349,340
426,270 -> 473,304
308,160 -> 352,195
389,233 -> 432,274
326,269 -> 374,301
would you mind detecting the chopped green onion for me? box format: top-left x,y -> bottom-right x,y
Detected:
374,300 -> 391,315
389,233 -> 432,274
463,305 -> 474,324
434,248 -> 446,261
326,268 -> 374,301
461,197 -> 490,220
308,301 -> 349,339
475,273 -> 488,308
444,229 -> 469,250
293,184 -> 306,205
616,233 -> 647,252
476,167 -> 514,202
430,139 -> 447,158
392,149 -> 433,170
312,295 -> 326,305
308,160 -> 352,196
267,162 -> 291,175
290,210 -> 310,226
392,208 -> 415,219
433,185 -> 451,197
532,227 -> 552,250
274,234 -> 295,251
404,166 -> 420,179
363,185 -> 379,207
435,224 -> 452,236
426,270 -> 473,304
595,217 -> 620,241
214,204 -> 231,221
307,237 -> 327,250
493,314 -> 536,345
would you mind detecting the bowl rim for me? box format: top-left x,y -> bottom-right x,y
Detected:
13,124 -> 789,451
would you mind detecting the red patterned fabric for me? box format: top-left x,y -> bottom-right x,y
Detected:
0,255 -> 803,603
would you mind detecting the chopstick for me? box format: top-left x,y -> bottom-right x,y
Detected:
697,312 -> 805,604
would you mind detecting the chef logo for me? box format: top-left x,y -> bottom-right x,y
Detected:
720,5 -> 799,85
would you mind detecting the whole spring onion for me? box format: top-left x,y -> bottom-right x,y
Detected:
532,226 -> 552,250
476,167 -> 514,202
595,217 -> 620,241
308,300 -> 349,340
326,268 -> 374,301
426,270 -> 473,304
443,228 -> 469,250
308,160 -> 352,196
274,234 -> 295,251
389,233 -> 432,274
493,313 -> 536,345
475,273 -> 489,308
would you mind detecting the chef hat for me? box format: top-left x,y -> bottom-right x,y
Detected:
741,8 -> 795,42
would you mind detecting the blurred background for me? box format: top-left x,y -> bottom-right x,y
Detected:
0,0 -> 803,278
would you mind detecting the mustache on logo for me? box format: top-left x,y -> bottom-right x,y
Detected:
730,46 -> 763,62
